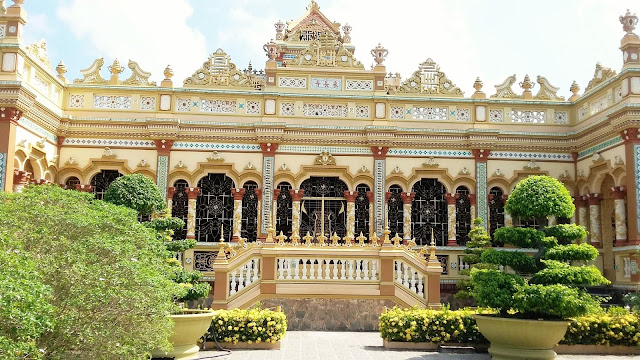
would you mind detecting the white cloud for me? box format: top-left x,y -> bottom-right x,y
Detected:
56,0 -> 208,84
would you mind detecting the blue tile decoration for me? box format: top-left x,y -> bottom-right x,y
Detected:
261,156 -> 274,234
63,138 -> 156,148
18,118 -> 57,142
0,152 -> 6,191
476,162 -> 488,230
173,142 -> 261,151
489,151 -> 573,161
157,156 -> 169,201
388,149 -> 473,157
278,145 -> 371,154
578,136 -> 623,159
635,145 -> 640,232
374,159 -> 385,235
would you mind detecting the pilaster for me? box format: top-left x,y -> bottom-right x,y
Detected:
445,193 -> 458,246
232,188 -> 246,242
260,143 -> 278,235
502,194 -> 513,227
400,192 -> 415,241
344,190 -> 357,238
621,128 -> 640,244
0,107 -> 22,191
154,139 -> 174,201
372,146 -> 389,235
185,187 -> 200,240
472,149 -> 490,229
612,186 -> 628,245
588,193 -> 602,248
290,189 -> 304,237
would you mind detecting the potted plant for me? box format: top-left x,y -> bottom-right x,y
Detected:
470,175 -> 609,360
104,174 -> 213,360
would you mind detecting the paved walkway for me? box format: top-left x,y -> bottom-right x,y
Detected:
198,331 -> 638,359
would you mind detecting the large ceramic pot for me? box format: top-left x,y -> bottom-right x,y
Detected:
152,310 -> 214,360
474,315 -> 569,360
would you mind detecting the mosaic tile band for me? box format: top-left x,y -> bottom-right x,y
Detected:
388,149 -> 473,157
635,145 -> 640,232
261,156 -> 275,234
374,159 -> 385,235
0,152 -> 6,191
476,162 -> 488,230
578,136 -> 623,159
489,151 -> 573,161
157,155 -> 169,201
19,117 -> 57,142
63,138 -> 156,148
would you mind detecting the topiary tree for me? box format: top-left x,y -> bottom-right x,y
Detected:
104,174 -> 211,304
455,218 -> 494,300
471,175 -> 609,319
0,185 -> 180,359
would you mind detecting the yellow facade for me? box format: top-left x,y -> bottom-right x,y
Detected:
1,1 -> 640,301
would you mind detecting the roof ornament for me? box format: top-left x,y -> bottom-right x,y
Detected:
490,74 -> 520,99
342,23 -> 352,43
620,9 -> 638,36
74,58 -> 107,84
56,61 -> 67,83
534,75 -> 564,101
398,58 -> 463,96
275,20 -> 286,40
264,40 -> 280,61
585,63 -> 617,92
371,43 -> 388,66
471,77 -> 486,99
123,60 -> 156,86
25,40 -> 53,71
185,48 -> 263,90
568,81 -> 581,101
519,74 -> 535,99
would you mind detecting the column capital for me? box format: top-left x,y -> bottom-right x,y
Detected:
385,191 -> 393,204
154,139 -> 174,156
13,169 -> 31,185
587,193 -> 602,205
371,146 -> 389,160
167,186 -> 177,199
501,194 -> 509,202
186,187 -> 200,199
274,188 -> 281,199
254,188 -> 263,198
290,189 -> 304,202
468,193 -> 476,205
471,149 -> 490,162
260,143 -> 279,156
366,191 -> 375,203
232,188 -> 246,201
0,107 -> 23,125
621,128 -> 640,144
612,186 -> 626,200
75,184 -> 94,192
444,193 -> 458,205
343,190 -> 358,202
574,196 -> 588,207
401,192 -> 415,204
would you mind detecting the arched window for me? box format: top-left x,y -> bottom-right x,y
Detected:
171,180 -> 189,240
355,184 -> 370,237
489,187 -> 505,240
388,185 -> 404,238
455,186 -> 472,245
241,181 -> 259,242
64,176 -> 80,189
411,178 -> 447,246
276,182 -> 293,237
300,177 -> 348,238
196,174 -> 234,242
91,170 -> 122,200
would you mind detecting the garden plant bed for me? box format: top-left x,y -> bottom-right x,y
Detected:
204,340 -> 281,349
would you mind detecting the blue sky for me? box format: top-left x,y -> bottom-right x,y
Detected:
24,0 -> 638,96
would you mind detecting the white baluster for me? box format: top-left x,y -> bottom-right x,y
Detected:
301,259 -> 308,280
418,273 -> 424,297
237,266 -> 246,291
332,260 -> 339,280
395,261 -> 402,283
348,260 -> 354,280
310,260 -> 317,279
324,260 -> 331,280
403,264 -> 409,288
371,259 -> 378,280
285,258 -> 292,279
363,260 -> 370,280
252,259 -> 259,282
278,259 -> 285,279
355,260 -> 361,280
294,259 -> 300,279
230,269 -> 237,295
410,270 -> 416,293
244,262 -> 252,286
340,260 -> 346,280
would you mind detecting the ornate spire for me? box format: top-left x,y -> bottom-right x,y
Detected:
620,9 -> 638,36
371,43 -> 388,66
519,74 -> 534,99
56,61 -> 67,82
342,23 -> 352,43
471,77 -> 486,99
569,80 -> 581,101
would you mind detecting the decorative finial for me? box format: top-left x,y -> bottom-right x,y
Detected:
342,23 -> 352,43
109,59 -> 124,75
219,224 -> 225,243
263,40 -> 280,61
371,43 -> 388,66
569,80 -> 581,101
11,0 -> 25,6
56,61 -> 67,82
274,20 -> 285,40
163,65 -> 174,80
473,77 -> 483,91
519,74 -> 534,99
427,229 -> 441,269
383,217 -> 391,245
303,231 -> 313,246
357,232 -> 367,246
471,76 -> 486,99
620,9 -> 638,36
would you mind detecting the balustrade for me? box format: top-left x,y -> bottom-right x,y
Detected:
276,257 -> 379,281
228,257 -> 260,297
394,260 -> 425,298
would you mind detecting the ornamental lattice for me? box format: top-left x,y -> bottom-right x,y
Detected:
388,185 -> 404,238
300,177 -> 348,238
489,187 -> 505,242
196,174 -> 234,242
354,184 -> 370,237
411,178 -> 448,246
276,182 -> 293,237
91,170 -> 122,200
241,181 -> 259,242
171,179 -> 189,240
456,186 -> 472,245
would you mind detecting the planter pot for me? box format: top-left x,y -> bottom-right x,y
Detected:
474,315 -> 569,360
152,311 -> 214,360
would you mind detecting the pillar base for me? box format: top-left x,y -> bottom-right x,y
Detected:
590,241 -> 602,248
231,236 -> 239,243
617,239 -> 640,246
446,239 -> 457,247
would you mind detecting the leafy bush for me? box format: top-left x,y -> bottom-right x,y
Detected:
544,224 -> 588,244
0,185 -> 179,359
470,176 -> 608,320
380,307 -> 640,347
0,234 -> 54,360
208,308 -> 287,344
379,306 -> 489,344
456,218 -> 493,300
561,308 -> 640,346
624,292 -> 640,313
104,173 -> 166,216
544,243 -> 599,262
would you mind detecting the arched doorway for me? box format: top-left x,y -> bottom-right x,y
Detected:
91,170 -> 122,200
196,173 -> 234,242
241,181 -> 259,242
275,182 -> 293,237
600,175 -> 616,282
171,179 -> 189,240
354,183 -> 370,237
388,185 -> 404,238
489,187 -> 505,243
300,177 -> 348,238
455,186 -> 472,245
411,178 -> 447,246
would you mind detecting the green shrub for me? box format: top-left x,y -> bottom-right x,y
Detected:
480,249 -> 537,273
512,284 -> 601,320
505,175 -> 574,219
456,218 -> 493,300
544,243 -> 599,262
379,306 -> 489,344
544,224 -> 588,244
0,185 -> 180,359
624,292 -> 640,313
104,174 -> 166,216
379,307 -> 640,346
208,308 -> 287,344
561,308 -> 640,346
470,269 -> 525,314
530,261 -> 609,287
493,227 -> 544,248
